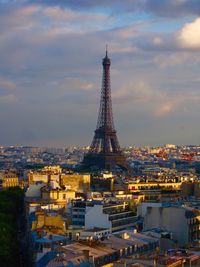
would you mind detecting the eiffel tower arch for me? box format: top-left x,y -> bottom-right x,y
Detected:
83,50 -> 127,170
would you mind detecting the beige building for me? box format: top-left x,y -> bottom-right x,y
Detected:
28,168 -> 90,194
0,172 -> 19,188
128,181 -> 182,192
31,211 -> 66,234
43,165 -> 62,173
28,171 -> 51,184
60,173 -> 90,194
28,166 -> 62,184
41,186 -> 75,206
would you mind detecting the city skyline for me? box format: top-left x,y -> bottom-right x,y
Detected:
1,1 -> 200,147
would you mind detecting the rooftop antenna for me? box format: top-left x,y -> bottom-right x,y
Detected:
106,44 -> 108,57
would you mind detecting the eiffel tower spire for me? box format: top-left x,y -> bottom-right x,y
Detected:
83,50 -> 126,170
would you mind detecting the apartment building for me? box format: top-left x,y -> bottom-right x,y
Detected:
70,200 -> 137,232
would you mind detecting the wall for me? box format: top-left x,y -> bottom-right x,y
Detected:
137,202 -> 162,217
25,183 -> 46,198
144,207 -> 188,246
85,205 -> 111,231
61,174 -> 90,194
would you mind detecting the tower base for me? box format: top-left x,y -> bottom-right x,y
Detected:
83,152 -> 127,171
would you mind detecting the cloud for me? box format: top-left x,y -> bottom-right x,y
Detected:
0,78 -> 16,90
0,94 -> 17,104
111,46 -> 138,54
0,4 -> 113,44
59,78 -> 95,91
113,78 -> 200,118
153,101 -> 175,117
113,81 -> 176,117
153,52 -> 195,68
177,17 -> 200,49
153,37 -> 163,45
14,0 -> 200,17
111,24 -> 141,39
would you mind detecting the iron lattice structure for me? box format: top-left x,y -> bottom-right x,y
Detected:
83,51 -> 126,170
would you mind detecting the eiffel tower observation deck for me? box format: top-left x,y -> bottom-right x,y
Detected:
83,50 -> 127,170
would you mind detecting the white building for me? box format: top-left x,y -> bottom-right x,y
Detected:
137,202 -> 162,217
144,205 -> 200,246
71,200 -> 137,232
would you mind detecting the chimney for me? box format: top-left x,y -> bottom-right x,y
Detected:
82,249 -> 90,260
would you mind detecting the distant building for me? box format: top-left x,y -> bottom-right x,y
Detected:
128,181 -> 181,192
91,176 -> 114,191
43,165 -> 62,173
144,205 -> 200,246
28,166 -> 61,184
28,168 -> 90,194
165,144 -> 176,149
181,182 -> 194,197
181,181 -> 200,198
0,171 -> 19,188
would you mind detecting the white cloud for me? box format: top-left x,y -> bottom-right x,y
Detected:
0,4 -> 114,42
113,78 -> 200,118
153,101 -> 175,117
111,45 -> 138,53
112,25 -> 139,39
153,36 -> 162,45
178,17 -> 200,49
113,81 -> 176,116
153,52 -> 193,68
68,79 -> 94,91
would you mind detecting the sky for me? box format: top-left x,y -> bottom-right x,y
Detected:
1,0 -> 200,147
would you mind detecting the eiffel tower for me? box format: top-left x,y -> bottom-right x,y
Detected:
83,50 -> 126,170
